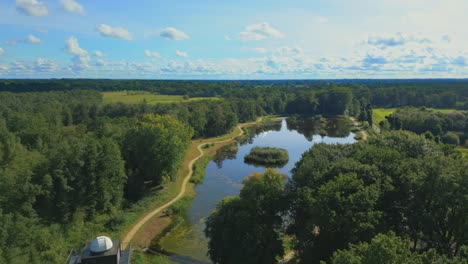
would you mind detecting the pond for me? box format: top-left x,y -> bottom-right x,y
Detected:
158,118 -> 356,261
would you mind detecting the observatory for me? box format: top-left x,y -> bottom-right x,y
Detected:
65,236 -> 131,264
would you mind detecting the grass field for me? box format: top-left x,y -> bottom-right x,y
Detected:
456,147 -> 468,158
373,108 -> 458,127
102,91 -> 218,105
372,108 -> 396,126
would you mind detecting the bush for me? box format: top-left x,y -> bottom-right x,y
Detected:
442,132 -> 460,145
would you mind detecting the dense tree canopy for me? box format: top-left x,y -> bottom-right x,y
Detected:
205,169 -> 287,264
207,131 -> 468,264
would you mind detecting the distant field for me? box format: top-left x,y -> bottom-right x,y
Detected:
373,108 -> 458,126
102,91 -> 218,105
456,147 -> 468,158
373,108 -> 396,125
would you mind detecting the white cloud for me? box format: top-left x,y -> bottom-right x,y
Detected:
276,46 -> 302,56
239,22 -> 284,41
16,0 -> 48,17
160,27 -> 189,41
97,24 -> 133,41
60,0 -> 85,15
144,50 -> 161,58
367,33 -> 406,47
27,34 -> 41,44
94,51 -> 104,57
0,65 -> 8,73
95,58 -> 107,66
175,50 -> 188,58
65,36 -> 90,72
34,58 -> 57,72
0,47 -> 4,55
252,47 -> 267,53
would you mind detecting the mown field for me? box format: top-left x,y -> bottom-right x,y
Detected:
373,108 -> 457,126
102,91 -> 218,105
457,147 -> 468,158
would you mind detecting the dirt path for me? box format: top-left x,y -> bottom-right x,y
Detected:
349,117 -> 368,141
122,123 -> 250,248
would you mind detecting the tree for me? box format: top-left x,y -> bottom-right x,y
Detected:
205,169 -> 286,264
331,233 -> 468,264
123,114 -> 193,200
442,132 -> 460,145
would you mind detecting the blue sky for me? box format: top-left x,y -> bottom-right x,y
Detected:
0,0 -> 467,79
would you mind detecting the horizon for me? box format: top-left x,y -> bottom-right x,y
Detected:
1,0 -> 467,79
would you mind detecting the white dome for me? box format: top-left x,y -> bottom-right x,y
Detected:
90,236 -> 113,253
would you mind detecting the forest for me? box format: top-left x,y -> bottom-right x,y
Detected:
0,79 -> 467,263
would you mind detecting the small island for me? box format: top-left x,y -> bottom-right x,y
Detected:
244,147 -> 289,167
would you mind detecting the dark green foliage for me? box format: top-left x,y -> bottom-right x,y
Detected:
205,169 -> 286,264
385,108 -> 467,141
244,147 -> 289,167
122,114 -> 193,200
442,131 -> 461,145
331,233 -> 468,264
288,131 -> 468,263
190,155 -> 212,184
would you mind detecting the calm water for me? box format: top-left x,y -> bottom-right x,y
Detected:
159,118 -> 356,261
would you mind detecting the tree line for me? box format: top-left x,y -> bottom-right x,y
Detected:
381,107 -> 468,146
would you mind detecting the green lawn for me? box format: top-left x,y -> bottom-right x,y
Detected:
456,147 -> 468,158
373,108 -> 458,127
102,91 -> 218,105
372,108 -> 396,126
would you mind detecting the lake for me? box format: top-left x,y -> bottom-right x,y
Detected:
158,118 -> 356,261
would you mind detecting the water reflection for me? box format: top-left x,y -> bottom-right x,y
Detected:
158,118 -> 356,261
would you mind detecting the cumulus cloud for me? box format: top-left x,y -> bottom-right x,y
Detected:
60,0 -> 85,15
160,27 -> 189,41
276,46 -> 302,56
367,33 -> 406,47
239,22 -> 283,41
16,0 -> 48,17
175,50 -> 188,58
367,33 -> 434,49
0,65 -> 8,73
97,24 -> 133,41
34,58 -> 57,72
441,34 -> 451,43
144,50 -> 161,58
65,36 -> 90,72
0,47 -> 4,55
161,60 -> 215,74
94,51 -> 104,57
95,58 -> 107,66
27,34 -> 41,44
452,56 -> 466,67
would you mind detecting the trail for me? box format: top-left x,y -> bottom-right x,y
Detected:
122,123 -> 249,248
349,116 -> 368,141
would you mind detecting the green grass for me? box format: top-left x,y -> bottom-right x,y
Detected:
456,147 -> 468,158
190,155 -> 212,185
373,108 -> 459,127
102,91 -> 218,105
373,108 -> 397,126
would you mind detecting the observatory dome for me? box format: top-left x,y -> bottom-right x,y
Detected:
90,236 -> 113,253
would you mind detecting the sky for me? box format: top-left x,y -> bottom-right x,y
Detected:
0,0 -> 467,79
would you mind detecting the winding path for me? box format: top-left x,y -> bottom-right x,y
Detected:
122,124 -> 248,248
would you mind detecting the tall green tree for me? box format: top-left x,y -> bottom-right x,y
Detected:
205,169 -> 286,264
